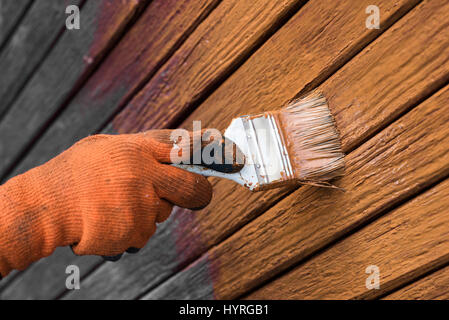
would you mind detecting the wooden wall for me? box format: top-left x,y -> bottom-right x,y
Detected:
0,0 -> 448,299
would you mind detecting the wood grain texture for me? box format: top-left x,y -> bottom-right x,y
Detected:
0,0 -> 220,300
0,0 -> 146,181
145,80 -> 449,300
0,0 -> 32,48
384,265 -> 449,300
64,0 -> 422,300
0,0 -> 82,119
246,177 -> 449,300
0,0 -> 150,299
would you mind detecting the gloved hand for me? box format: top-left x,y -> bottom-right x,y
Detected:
0,130 -> 243,277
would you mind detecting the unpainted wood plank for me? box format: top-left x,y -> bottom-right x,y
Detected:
64,0 -> 423,300
0,0 -> 32,47
0,0 -> 150,299
383,265 -> 449,300
145,81 -> 449,299
0,0 -> 82,119
0,0 -> 147,181
245,177 -> 449,300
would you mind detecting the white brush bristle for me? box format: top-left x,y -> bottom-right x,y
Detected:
276,91 -> 345,182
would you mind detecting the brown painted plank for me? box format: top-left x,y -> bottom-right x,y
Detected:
111,0 -> 308,132
384,265 -> 449,300
245,177 -> 449,300
0,0 -> 32,48
0,0 -> 147,181
64,0 -> 423,300
0,0 -> 151,299
0,0 -> 82,119
145,79 -> 449,299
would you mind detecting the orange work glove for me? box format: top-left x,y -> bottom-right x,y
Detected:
0,130 -> 243,277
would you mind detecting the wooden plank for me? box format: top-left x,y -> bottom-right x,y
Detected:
245,177 -> 449,300
0,0 -> 32,48
0,0 -> 147,181
0,0 -> 82,119
145,80 -> 449,300
0,0 -> 222,300
0,0 -> 151,299
64,0 -> 423,300
384,265 -> 449,300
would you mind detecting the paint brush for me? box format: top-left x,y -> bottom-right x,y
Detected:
173,91 -> 345,191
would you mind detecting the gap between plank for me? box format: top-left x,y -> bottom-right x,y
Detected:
376,250 -> 449,300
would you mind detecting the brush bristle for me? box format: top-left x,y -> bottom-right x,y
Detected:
275,91 -> 345,182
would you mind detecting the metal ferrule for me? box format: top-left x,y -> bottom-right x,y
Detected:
239,113 -> 294,186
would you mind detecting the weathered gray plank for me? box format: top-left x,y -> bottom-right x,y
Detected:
64,0 -> 422,300
0,0 -> 150,299
0,0 -> 219,299
0,0 -> 82,119
0,0 -> 32,48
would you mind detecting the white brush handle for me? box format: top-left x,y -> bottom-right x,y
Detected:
171,163 -> 246,187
